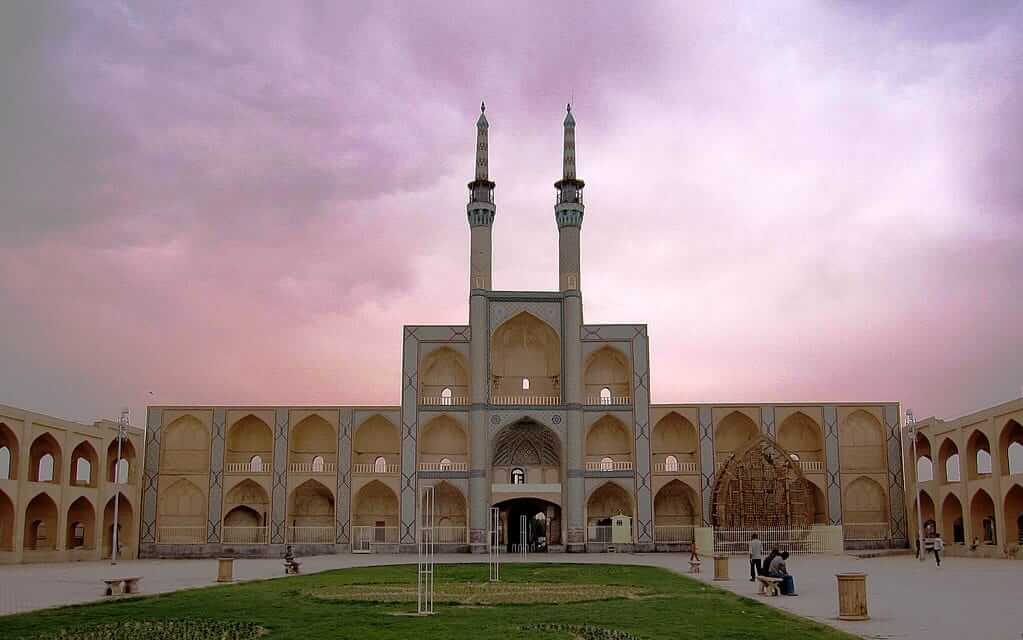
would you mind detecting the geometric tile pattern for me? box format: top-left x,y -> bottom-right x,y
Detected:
206,408 -> 226,543
140,407 -> 163,543
336,408 -> 353,544
270,408 -> 289,544
630,328 -> 653,543
761,405 -> 776,439
823,406 -> 843,526
489,300 -> 562,338
884,404 -> 908,544
698,406 -> 715,527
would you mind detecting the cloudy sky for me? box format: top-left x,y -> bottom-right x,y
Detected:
1,1 -> 1020,426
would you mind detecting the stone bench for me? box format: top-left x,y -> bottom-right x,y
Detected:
756,575 -> 782,596
103,577 -> 141,596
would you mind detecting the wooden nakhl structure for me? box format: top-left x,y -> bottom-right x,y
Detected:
712,436 -> 813,529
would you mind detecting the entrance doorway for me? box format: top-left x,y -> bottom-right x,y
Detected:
496,498 -> 561,552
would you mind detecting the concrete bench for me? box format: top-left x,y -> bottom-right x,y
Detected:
756,575 -> 782,596
103,577 -> 141,596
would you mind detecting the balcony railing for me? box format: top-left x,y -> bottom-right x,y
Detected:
654,525 -> 695,544
420,526 -> 469,544
584,460 -> 634,472
798,460 -> 825,472
289,462 -> 337,474
418,461 -> 468,472
420,395 -> 469,406
653,461 -> 698,473
843,522 -> 890,542
585,395 -> 631,406
157,526 -> 206,544
222,526 -> 269,544
287,526 -> 336,544
352,525 -> 400,550
587,525 -> 612,544
225,462 -> 271,474
491,395 -> 561,406
353,463 -> 400,475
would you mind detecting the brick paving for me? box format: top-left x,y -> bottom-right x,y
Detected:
1,552 -> 1019,639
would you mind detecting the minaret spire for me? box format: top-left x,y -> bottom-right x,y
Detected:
555,103 -> 585,291
467,101 -> 496,290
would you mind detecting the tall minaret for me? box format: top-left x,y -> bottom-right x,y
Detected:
467,101 -> 496,290
555,104 -> 585,291
556,104 -> 587,551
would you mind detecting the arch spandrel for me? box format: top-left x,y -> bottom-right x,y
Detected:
712,436 -> 813,529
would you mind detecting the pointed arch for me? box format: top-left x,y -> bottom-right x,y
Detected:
24,492 -> 58,550
586,481 -> 633,526
970,488 -> 996,544
490,311 -> 561,397
161,415 -> 210,473
1002,483 -> 1023,545
585,415 -> 632,460
29,433 -> 62,483
290,414 -> 336,471
583,346 -> 630,401
493,419 -> 560,467
652,412 -> 698,471
938,438 -> 960,483
0,423 -> 19,480
420,346 -> 469,401
914,489 -> 936,536
419,415 -> 468,456
966,430 -> 992,479
226,414 -> 273,468
107,437 -> 136,483
841,410 -> 886,471
941,493 -> 964,543
712,436 -> 813,529
66,496 -> 96,549
102,492 -> 134,558
353,479 -> 398,527
843,476 -> 888,524
714,411 -> 759,465
778,411 -> 824,464
157,478 -> 207,527
998,419 -> 1023,476
653,479 -> 699,530
353,415 -> 399,462
69,440 -> 99,487
432,481 -> 468,529
0,489 -> 14,550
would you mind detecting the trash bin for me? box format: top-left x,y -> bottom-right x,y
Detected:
835,572 -> 868,620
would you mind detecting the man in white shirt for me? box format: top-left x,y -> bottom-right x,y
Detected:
749,533 -> 763,582
932,533 -> 944,567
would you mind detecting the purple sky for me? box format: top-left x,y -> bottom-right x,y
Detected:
1,1 -> 1021,426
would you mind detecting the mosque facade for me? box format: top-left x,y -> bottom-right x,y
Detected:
137,106 -> 909,558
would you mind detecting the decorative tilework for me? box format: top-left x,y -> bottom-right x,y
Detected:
884,405 -> 908,544
823,406 -> 843,525
761,405 -> 776,439
489,300 -> 562,337
631,329 -> 653,543
487,410 -> 565,440
699,406 -> 715,526
140,407 -> 163,543
336,408 -> 352,544
270,409 -> 289,544
206,408 -> 226,543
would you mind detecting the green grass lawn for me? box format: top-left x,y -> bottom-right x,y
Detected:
1,563 -> 855,639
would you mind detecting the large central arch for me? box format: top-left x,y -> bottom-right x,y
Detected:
492,419 -> 561,483
712,436 -> 813,530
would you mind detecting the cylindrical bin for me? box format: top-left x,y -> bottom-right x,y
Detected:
713,554 -> 730,581
835,572 -> 868,620
217,557 -> 234,583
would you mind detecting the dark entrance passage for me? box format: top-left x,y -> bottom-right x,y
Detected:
496,497 -> 561,552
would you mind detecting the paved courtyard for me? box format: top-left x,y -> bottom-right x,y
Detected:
0,552 -> 1019,639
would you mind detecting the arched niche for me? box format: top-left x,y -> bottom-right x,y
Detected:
107,438 -> 136,484
652,412 -> 698,470
290,414 -> 336,468
653,480 -> 699,529
353,415 -> 399,469
841,410 -> 886,471
712,436 -> 813,529
24,492 -> 58,550
714,411 -> 759,466
418,415 -> 467,464
29,433 -> 62,483
1003,484 -> 1023,545
941,493 -> 964,544
0,489 -> 15,550
430,481 -> 468,529
490,312 -> 561,398
915,490 -> 936,536
66,496 -> 96,550
966,430 -> 992,479
420,347 -> 469,402
69,441 -> 99,487
102,493 -> 134,558
287,479 -> 335,543
586,482 -> 633,527
157,478 -> 207,528
970,488 -> 996,544
938,438 -> 960,483
808,481 -> 828,524
778,412 -> 824,464
583,346 -> 630,402
585,415 -> 632,466
161,415 -> 210,474
353,479 -> 398,527
492,419 -> 561,485
226,415 -> 273,468
0,423 -> 19,480
998,420 -> 1023,476
224,478 -> 269,530
843,476 -> 888,524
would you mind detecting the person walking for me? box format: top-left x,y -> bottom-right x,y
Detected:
932,533 -> 944,567
749,533 -> 763,582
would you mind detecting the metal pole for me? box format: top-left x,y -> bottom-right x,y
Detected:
907,410 -> 925,561
111,408 -> 128,565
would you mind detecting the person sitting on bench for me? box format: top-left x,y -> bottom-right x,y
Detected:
283,545 -> 301,574
766,551 -> 797,596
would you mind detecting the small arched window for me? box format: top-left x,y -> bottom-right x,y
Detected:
511,468 -> 526,485
1009,442 -> 1023,475
441,388 -> 453,406
439,457 -> 452,470
599,388 -> 612,405
522,378 -> 530,391
916,457 -> 933,482
977,450 -> 992,475
945,453 -> 961,482
312,455 -> 325,472
0,446 -> 10,480
249,455 -> 263,473
374,456 -> 387,473
115,458 -> 129,484
600,456 -> 614,471
664,455 -> 679,472
75,458 -> 92,484
38,453 -> 54,482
